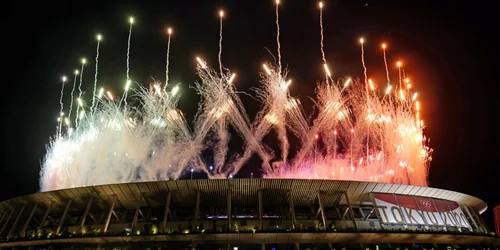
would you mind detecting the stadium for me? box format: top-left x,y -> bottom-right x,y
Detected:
0,179 -> 498,250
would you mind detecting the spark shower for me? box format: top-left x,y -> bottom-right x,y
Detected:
41,1 -> 432,191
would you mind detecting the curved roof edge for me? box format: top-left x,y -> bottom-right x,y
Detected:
0,179 -> 488,214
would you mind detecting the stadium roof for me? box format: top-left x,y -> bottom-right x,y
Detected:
0,179 -> 488,215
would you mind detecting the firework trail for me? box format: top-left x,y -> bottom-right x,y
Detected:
319,2 -> 326,64
288,78 -> 350,172
260,1 -> 291,165
166,57 -> 225,177
198,60 -> 272,176
275,0 -> 282,73
91,35 -> 101,116
137,83 -> 200,180
57,76 -> 67,138
164,28 -> 172,89
94,88 -> 104,110
59,77 -> 66,116
360,38 -> 370,168
218,11 -> 224,75
121,80 -> 132,108
360,41 -> 370,170
68,71 -> 78,125
189,58 -> 235,176
285,98 -> 309,144
166,58 -> 238,178
232,64 -> 291,172
382,43 -> 390,86
122,17 -> 134,107
75,59 -> 85,128
318,2 -> 333,83
127,18 -> 133,83
360,38 -> 368,86
216,11 -> 230,173
397,61 -> 402,87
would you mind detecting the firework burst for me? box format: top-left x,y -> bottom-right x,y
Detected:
41,2 -> 432,191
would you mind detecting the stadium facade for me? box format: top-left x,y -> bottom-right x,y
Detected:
0,179 -> 498,250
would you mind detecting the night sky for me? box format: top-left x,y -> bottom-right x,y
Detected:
3,1 -> 499,229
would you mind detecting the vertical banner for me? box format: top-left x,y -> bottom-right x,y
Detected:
372,193 -> 472,229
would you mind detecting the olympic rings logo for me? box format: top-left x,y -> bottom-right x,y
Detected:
420,200 -> 432,208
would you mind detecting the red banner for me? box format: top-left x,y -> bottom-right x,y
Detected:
372,193 -> 471,229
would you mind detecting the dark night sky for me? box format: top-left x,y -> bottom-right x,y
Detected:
2,1 -> 499,229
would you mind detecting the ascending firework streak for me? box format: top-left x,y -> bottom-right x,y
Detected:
319,2 -> 326,65
122,80 -> 132,106
264,0 -> 290,163
397,61 -> 402,87
360,38 -> 368,85
75,58 -> 86,128
91,34 -> 102,116
382,43 -> 390,86
57,76 -> 67,138
360,38 -> 370,167
59,76 -> 67,116
126,17 -> 133,83
68,70 -> 78,126
286,1 -> 335,171
164,27 -> 172,89
122,17 -> 134,107
318,1 -> 333,81
215,10 -> 230,173
275,0 -> 282,73
218,10 -> 224,75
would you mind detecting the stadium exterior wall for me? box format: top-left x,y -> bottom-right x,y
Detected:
0,179 -> 498,249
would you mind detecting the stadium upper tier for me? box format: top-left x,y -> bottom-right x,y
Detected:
0,179 -> 498,248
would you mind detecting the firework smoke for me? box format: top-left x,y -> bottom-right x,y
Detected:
41,6 -> 432,191
43,65 -> 430,190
